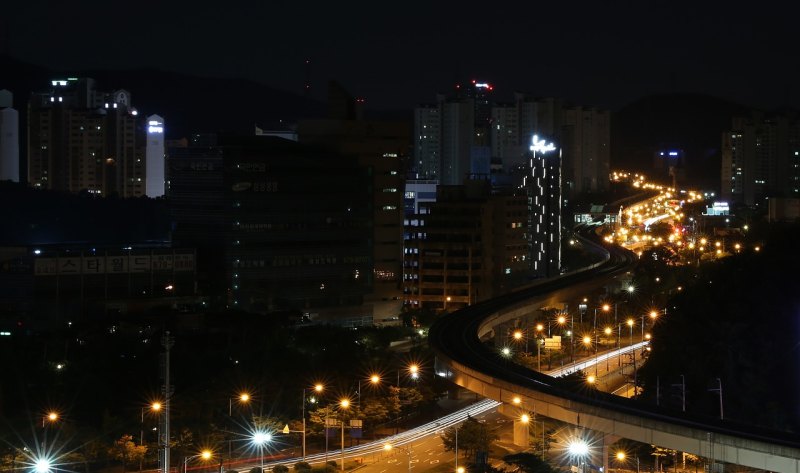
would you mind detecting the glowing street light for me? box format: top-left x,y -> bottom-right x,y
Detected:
251,432 -> 272,472
229,392 -> 251,416
568,438 -> 590,473
34,458 -> 52,473
183,450 -> 212,473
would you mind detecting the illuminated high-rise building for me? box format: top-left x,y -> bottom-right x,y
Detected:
414,80 -> 495,185
0,89 -> 19,182
27,78 -> 161,197
492,94 -> 609,198
145,114 -> 166,197
524,135 -> 562,279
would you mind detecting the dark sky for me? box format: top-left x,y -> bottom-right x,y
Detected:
3,0 -> 799,111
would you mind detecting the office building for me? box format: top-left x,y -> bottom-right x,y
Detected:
28,78 -> 163,197
721,112 -> 800,207
0,89 -> 19,182
402,179 -> 528,311
525,136 -> 562,279
168,135 -> 373,318
297,81 -> 410,307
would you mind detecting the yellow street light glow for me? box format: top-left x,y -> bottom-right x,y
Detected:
512,396 -> 521,405
513,330 -> 523,340
315,383 -> 324,392
384,443 -> 393,451
616,451 -> 626,461
520,414 -> 530,423
558,315 -> 566,324
152,402 -> 162,411
604,327 -> 612,335
583,336 -> 591,345
535,324 -> 544,332
340,399 -> 350,408
627,319 -> 634,327
457,467 -> 466,473
200,451 -> 212,460
409,364 -> 419,374
370,374 -> 380,384
602,304 -> 610,312
650,310 -> 658,318
587,375 -> 596,384
240,393 -> 250,402
47,412 -> 58,422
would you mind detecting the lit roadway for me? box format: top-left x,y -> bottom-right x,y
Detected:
232,345 -> 644,473
429,228 -> 800,473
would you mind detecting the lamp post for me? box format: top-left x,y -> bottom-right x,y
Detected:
251,432 -> 272,472
339,399 -> 350,472
228,393 -> 250,466
535,324 -> 544,371
141,403 -> 161,472
183,450 -> 212,473
42,411 -> 59,429
303,384 -> 324,462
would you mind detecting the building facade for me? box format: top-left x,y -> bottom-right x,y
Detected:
0,90 -> 19,182
414,81 -> 495,185
27,78 -> 164,197
297,118 -> 410,303
168,135 -> 373,317
721,112 -> 800,207
402,179 -> 527,311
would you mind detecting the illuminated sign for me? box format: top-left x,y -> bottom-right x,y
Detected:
530,134 -> 557,154
669,151 -> 679,156
148,126 -> 163,133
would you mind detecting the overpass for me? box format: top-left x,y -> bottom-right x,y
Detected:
429,232 -> 800,473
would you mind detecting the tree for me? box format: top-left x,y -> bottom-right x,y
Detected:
503,453 -> 559,473
273,465 -> 289,473
293,461 -> 312,472
109,435 -> 147,473
440,417 -> 499,459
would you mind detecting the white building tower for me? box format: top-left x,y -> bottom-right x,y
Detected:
0,89 -> 19,182
145,114 -> 165,197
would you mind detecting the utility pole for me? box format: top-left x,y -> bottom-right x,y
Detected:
160,332 -> 174,473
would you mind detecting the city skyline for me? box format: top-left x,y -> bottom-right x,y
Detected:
2,1 -> 800,112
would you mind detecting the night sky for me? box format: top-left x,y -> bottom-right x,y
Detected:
3,0 -> 800,111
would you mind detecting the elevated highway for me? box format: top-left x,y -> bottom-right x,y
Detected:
429,230 -> 800,472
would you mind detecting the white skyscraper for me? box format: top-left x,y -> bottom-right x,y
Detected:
0,89 -> 19,182
145,114 -> 165,197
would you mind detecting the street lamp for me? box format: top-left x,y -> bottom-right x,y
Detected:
228,393 -> 251,466
339,399 -> 350,472
184,450 -> 212,473
567,438 -> 590,473
229,392 -> 251,416
140,402 -> 162,472
42,411 -> 60,428
251,432 -> 272,472
535,324 -> 544,371
383,443 -> 411,473
615,451 -> 625,473
301,384 -> 323,462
